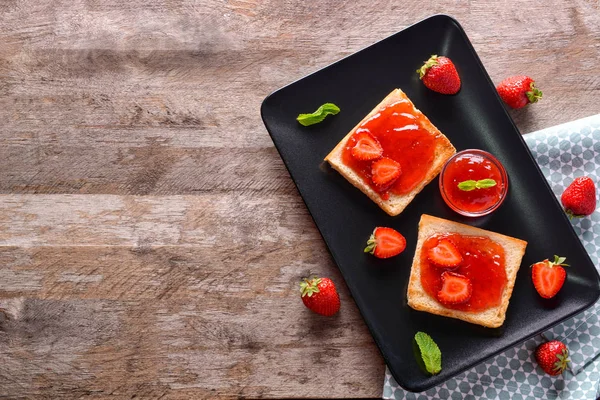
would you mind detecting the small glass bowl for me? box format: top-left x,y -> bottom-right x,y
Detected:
439,149 -> 509,217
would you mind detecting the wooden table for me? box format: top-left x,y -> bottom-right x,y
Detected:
1,1 -> 599,398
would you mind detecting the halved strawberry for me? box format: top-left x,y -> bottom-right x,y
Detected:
351,131 -> 383,161
371,157 -> 401,187
532,255 -> 568,299
427,238 -> 462,268
364,227 -> 406,259
437,271 -> 472,305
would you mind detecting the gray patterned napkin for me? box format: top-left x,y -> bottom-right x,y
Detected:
383,114 -> 600,400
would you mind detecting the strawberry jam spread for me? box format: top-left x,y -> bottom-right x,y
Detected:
341,100 -> 443,199
440,150 -> 508,216
420,233 -> 507,312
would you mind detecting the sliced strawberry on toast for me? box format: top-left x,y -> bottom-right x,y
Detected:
428,238 -> 462,268
371,157 -> 401,187
351,131 -> 383,161
437,271 -> 472,305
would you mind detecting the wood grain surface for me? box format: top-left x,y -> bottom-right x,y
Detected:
1,0 -> 599,398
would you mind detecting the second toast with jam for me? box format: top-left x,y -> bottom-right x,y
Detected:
407,214 -> 528,328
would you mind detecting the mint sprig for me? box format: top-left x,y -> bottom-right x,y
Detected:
414,332 -> 442,375
296,103 -> 340,126
457,178 -> 497,191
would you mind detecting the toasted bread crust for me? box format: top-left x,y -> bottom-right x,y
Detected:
407,214 -> 528,328
325,89 -> 456,216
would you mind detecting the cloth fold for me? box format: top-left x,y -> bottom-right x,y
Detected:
383,114 -> 600,400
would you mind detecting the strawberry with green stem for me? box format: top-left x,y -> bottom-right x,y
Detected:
535,340 -> 570,376
561,176 -> 597,218
300,277 -> 340,316
365,227 -> 406,259
531,255 -> 569,299
417,55 -> 461,95
496,76 -> 542,109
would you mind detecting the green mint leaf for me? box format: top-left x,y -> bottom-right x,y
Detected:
457,180 -> 477,191
476,179 -> 497,189
414,332 -> 442,375
296,103 -> 340,126
457,179 -> 497,191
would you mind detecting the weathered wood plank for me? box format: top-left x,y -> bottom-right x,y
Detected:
0,1 -> 599,197
0,194 -> 384,398
0,245 -> 384,398
0,194 -> 312,247
1,146 -> 295,195
0,244 -> 327,301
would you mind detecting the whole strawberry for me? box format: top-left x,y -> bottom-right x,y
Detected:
496,75 -> 542,109
300,277 -> 340,316
417,55 -> 461,95
561,176 -> 597,218
535,340 -> 570,376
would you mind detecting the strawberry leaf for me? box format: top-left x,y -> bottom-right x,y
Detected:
364,230 -> 377,254
417,55 -> 439,79
414,332 -> 442,375
526,82 -> 543,104
300,277 -> 321,297
553,348 -> 570,373
552,255 -> 569,267
564,209 -> 586,219
297,103 -> 340,126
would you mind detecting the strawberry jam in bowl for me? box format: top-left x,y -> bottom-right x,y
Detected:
439,149 -> 508,217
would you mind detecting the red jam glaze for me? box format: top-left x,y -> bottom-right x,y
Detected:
420,233 -> 507,312
442,153 -> 505,213
341,100 -> 442,198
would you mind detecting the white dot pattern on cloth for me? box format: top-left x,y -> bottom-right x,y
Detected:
383,114 -> 600,400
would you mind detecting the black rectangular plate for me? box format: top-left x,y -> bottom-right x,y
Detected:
260,15 -> 600,392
